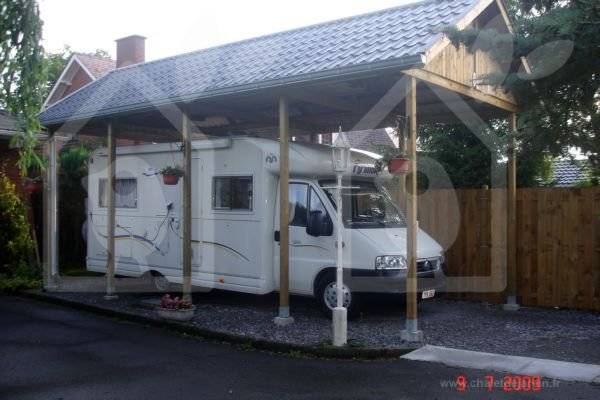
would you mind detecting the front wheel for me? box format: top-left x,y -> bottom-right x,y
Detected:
315,271 -> 360,319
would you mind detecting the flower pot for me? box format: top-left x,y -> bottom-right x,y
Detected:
388,157 -> 410,175
156,305 -> 196,321
24,180 -> 43,194
162,174 -> 180,185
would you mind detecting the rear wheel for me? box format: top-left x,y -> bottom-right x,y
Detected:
315,271 -> 359,319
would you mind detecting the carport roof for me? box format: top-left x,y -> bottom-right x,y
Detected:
39,0 -> 479,126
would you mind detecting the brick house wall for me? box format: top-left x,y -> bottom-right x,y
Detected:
0,140 -> 27,199
62,67 -> 93,98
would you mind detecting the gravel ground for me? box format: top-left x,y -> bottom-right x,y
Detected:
35,285 -> 600,364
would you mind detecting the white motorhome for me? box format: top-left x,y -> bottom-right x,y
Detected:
87,137 -> 445,315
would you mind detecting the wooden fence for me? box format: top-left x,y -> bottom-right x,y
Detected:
393,187 -> 600,311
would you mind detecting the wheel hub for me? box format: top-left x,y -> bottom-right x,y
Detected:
323,282 -> 351,310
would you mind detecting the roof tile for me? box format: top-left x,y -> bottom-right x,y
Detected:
40,0 -> 478,125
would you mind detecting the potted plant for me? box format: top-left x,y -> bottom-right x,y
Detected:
160,165 -> 184,185
156,294 -> 196,321
375,148 -> 410,175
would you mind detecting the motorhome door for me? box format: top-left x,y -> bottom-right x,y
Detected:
275,181 -> 335,295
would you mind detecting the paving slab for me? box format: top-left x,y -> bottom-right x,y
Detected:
402,345 -> 600,384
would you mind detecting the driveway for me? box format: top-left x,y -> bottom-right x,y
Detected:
1,296 -> 599,399
35,286 -> 600,364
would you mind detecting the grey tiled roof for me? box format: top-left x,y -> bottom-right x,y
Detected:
39,0 -> 478,125
342,129 -> 396,153
551,159 -> 591,187
0,110 -> 18,136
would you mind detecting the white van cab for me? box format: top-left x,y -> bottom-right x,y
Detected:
86,137 -> 446,316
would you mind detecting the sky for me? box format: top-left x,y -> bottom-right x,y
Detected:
39,0 -> 412,61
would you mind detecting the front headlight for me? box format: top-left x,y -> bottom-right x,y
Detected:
375,255 -> 407,270
437,254 -> 445,270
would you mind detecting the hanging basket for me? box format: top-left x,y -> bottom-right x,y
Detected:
388,157 -> 410,175
162,174 -> 180,185
24,179 -> 43,194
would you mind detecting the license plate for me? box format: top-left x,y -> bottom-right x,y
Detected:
422,289 -> 435,299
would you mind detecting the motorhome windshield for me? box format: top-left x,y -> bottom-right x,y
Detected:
320,180 -> 406,229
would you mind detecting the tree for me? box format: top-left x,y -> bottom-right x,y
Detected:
443,0 -> 600,185
418,122 -> 508,189
0,0 -> 45,174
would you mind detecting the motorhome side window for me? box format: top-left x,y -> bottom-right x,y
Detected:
212,176 -> 253,211
98,178 -> 137,208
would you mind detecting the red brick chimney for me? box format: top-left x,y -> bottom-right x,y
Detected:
115,35 -> 146,68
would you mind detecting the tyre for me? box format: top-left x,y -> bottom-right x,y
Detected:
151,271 -> 170,293
314,270 -> 360,319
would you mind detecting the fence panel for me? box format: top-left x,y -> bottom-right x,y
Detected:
406,187 -> 600,311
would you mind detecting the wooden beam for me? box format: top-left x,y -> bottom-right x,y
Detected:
405,76 -> 418,325
505,113 -> 519,309
104,122 -> 117,300
277,96 -> 291,321
403,68 -> 518,113
182,112 -> 193,302
43,132 -> 59,290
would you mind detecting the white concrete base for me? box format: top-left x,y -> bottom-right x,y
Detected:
332,306 -> 347,347
402,345 -> 600,384
44,274 -> 60,291
503,295 -> 521,311
273,316 -> 295,326
401,318 -> 424,343
401,329 -> 424,343
502,302 -> 521,311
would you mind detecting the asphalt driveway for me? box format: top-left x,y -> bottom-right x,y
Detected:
1,296 -> 599,400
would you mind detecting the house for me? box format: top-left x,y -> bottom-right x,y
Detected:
549,159 -> 593,187
43,42 -> 143,146
335,129 -> 397,154
43,53 -> 115,109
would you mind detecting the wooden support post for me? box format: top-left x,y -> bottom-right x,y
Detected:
397,118 -> 407,212
274,96 -> 294,326
401,76 -> 423,342
503,113 -> 520,311
104,122 -> 117,300
43,132 -> 59,290
182,112 -> 193,303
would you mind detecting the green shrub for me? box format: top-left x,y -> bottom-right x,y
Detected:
0,173 -> 35,276
0,274 -> 41,293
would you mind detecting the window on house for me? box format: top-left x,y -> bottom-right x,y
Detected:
212,176 -> 253,211
99,178 -> 138,208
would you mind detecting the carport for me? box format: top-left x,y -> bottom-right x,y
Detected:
39,0 -> 522,342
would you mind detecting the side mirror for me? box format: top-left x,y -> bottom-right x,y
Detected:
307,211 -> 333,237
307,210 -> 323,237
